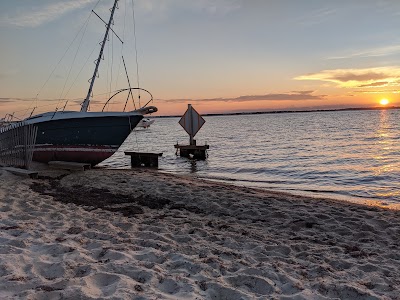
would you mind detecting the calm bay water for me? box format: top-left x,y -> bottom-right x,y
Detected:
101,109 -> 400,208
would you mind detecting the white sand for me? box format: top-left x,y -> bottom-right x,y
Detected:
0,168 -> 399,299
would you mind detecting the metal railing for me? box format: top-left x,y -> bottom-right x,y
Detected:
0,122 -> 38,169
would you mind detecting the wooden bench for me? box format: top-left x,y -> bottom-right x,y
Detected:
124,152 -> 163,168
48,161 -> 91,171
3,167 -> 38,179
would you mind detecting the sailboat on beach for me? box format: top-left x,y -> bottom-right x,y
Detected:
0,0 -> 156,166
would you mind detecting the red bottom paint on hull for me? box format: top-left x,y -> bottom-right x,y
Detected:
33,145 -> 117,166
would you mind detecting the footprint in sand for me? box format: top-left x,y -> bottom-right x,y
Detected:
74,265 -> 92,278
84,273 -> 121,298
113,222 -> 133,231
83,230 -> 114,241
225,275 -> 275,295
168,260 -> 202,275
158,278 -> 180,294
7,239 -> 27,249
98,249 -> 131,261
315,282 -> 381,299
0,205 -> 12,213
36,243 -> 74,256
137,231 -> 171,244
205,282 -> 249,300
0,244 -> 24,255
158,277 -> 194,296
327,259 -> 353,271
117,267 -> 152,284
357,263 -> 379,272
0,265 -> 9,277
33,261 -> 65,280
135,251 -> 166,264
264,244 -> 291,257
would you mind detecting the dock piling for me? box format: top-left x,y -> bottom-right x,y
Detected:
125,152 -> 163,168
176,104 -> 209,160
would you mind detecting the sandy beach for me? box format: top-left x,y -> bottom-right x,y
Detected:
0,167 -> 399,299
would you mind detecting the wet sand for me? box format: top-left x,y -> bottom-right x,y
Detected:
0,167 -> 399,299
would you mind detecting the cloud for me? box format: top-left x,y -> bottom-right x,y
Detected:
159,91 -> 326,103
354,90 -> 400,94
337,72 -> 387,82
0,70 -> 18,78
295,67 -> 400,88
329,45 -> 400,60
0,97 -> 33,102
294,7 -> 336,27
135,0 -> 242,19
0,98 -> 17,104
1,0 -> 96,28
71,99 -> 102,105
358,81 -> 389,88
194,0 -> 242,16
0,97 -> 72,104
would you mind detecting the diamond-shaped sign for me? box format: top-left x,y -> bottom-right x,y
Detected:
179,105 -> 205,137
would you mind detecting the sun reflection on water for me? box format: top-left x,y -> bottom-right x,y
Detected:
373,111 -> 391,165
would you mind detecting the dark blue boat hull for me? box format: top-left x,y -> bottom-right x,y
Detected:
32,115 -> 142,165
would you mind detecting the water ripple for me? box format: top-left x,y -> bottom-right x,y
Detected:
100,109 -> 400,206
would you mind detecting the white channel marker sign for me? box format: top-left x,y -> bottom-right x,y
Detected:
178,104 -> 205,137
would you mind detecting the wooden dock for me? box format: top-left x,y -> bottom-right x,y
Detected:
174,143 -> 209,159
125,152 -> 163,168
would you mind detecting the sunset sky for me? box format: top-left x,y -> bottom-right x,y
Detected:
1,0 -> 400,117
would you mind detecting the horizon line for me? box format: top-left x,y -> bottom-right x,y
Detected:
152,105 -> 400,118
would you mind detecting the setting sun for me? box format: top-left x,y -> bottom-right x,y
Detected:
380,98 -> 389,106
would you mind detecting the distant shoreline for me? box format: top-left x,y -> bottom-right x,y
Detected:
154,106 -> 400,118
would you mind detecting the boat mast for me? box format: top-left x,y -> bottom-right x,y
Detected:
81,0 -> 119,112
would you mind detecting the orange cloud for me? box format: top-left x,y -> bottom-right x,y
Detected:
295,67 -> 400,88
158,91 -> 326,104
358,81 -> 389,88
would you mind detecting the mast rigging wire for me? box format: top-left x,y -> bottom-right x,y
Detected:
131,0 -> 141,107
64,40 -> 101,101
112,0 -> 128,102
106,23 -> 115,107
122,56 -> 137,111
56,15 -> 91,110
33,0 -> 101,106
